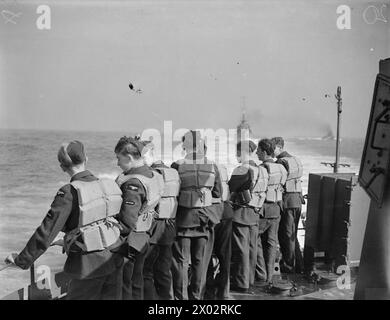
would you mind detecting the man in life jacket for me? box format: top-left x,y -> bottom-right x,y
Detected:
255,138 -> 287,285
202,144 -> 233,300
171,130 -> 223,300
272,137 -> 304,275
112,136 -> 164,300
5,141 -> 124,300
140,140 -> 179,300
228,140 -> 267,294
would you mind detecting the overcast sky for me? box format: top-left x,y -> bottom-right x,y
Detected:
0,0 -> 388,138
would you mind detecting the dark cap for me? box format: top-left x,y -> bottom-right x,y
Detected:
58,140 -> 86,168
67,140 -> 86,164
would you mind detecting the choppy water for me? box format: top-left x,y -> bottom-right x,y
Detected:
0,129 -> 364,295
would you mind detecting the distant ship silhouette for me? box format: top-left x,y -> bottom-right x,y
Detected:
237,108 -> 252,140
321,127 -> 336,141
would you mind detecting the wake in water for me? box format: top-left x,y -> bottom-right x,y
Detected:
0,130 -> 363,254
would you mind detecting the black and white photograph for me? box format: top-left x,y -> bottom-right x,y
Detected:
0,0 -> 389,306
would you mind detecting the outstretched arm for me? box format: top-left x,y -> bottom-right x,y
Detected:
10,186 -> 74,270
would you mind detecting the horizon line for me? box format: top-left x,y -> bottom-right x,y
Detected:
0,127 -> 366,140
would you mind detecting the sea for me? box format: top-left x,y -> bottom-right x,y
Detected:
0,128 -> 365,297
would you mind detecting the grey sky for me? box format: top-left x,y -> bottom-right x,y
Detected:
0,0 -> 389,137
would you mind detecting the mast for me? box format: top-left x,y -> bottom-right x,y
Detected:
334,86 -> 342,173
237,96 -> 252,141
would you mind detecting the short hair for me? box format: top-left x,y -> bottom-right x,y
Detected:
236,140 -> 257,156
114,136 -> 142,159
271,137 -> 284,148
257,138 -> 275,156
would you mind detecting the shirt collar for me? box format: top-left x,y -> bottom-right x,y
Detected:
124,164 -> 150,175
70,170 -> 93,182
151,160 -> 167,169
278,151 -> 291,158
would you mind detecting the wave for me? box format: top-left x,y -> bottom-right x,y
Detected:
97,172 -> 120,181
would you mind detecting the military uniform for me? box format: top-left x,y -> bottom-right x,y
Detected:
171,153 -> 223,300
143,161 -> 177,300
256,159 -> 286,283
14,170 -> 124,300
276,151 -> 304,274
229,160 -> 260,291
111,164 -> 155,300
204,201 -> 233,299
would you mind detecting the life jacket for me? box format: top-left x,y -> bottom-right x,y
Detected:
154,166 -> 180,219
64,178 -> 123,254
116,171 -> 164,232
212,164 -> 230,204
248,164 -> 269,208
232,163 -> 268,208
177,158 -> 216,208
262,162 -> 287,203
280,156 -> 303,193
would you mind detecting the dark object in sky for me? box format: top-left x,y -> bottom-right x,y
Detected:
302,98 -> 306,101
325,94 -> 330,98
129,82 -> 142,94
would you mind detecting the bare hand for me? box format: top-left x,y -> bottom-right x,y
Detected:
51,233 -> 64,247
51,239 -> 64,247
4,253 -> 18,265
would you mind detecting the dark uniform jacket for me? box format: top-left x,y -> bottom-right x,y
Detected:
14,170 -> 122,280
261,158 -> 283,219
221,202 -> 234,221
149,161 -> 176,246
228,159 -> 261,226
112,165 -> 155,254
171,153 -> 223,237
276,151 -> 304,209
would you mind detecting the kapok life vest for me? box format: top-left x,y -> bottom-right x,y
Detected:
64,178 -> 123,254
154,166 -> 180,219
281,156 -> 303,193
212,164 -> 230,204
116,171 -> 164,232
263,162 -> 287,203
177,158 -> 216,208
248,164 -> 269,208
231,163 -> 268,208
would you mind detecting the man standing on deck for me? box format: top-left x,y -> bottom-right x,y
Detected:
112,136 -> 164,300
228,140 -> 266,294
202,144 -> 233,300
272,137 -> 304,275
4,141 -> 124,300
141,140 -> 180,300
255,138 -> 287,285
171,130 -> 223,300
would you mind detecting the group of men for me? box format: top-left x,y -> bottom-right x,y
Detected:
228,137 -> 304,294
4,130 -> 304,300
